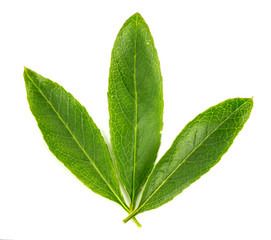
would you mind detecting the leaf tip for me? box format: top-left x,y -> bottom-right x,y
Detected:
249,97 -> 254,109
247,97 -> 254,107
23,66 -> 29,80
24,67 -> 36,78
24,66 -> 31,74
134,12 -> 141,16
131,12 -> 144,21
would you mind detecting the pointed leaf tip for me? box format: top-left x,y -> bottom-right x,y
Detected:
24,66 -> 29,73
24,66 -> 33,75
108,11 -> 163,208
129,12 -> 144,22
132,12 -> 141,17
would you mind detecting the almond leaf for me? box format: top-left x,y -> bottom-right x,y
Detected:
24,67 -> 141,226
108,13 -> 163,209
124,98 -> 253,222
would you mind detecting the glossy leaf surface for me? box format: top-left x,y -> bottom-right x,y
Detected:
124,98 -> 253,222
108,13 -> 163,207
24,68 -> 128,209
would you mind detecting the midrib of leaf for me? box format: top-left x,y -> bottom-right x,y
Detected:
25,69 -> 129,212
131,13 -> 139,211
124,99 -> 250,222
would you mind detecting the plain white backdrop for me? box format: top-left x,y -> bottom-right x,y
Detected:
0,0 -> 270,239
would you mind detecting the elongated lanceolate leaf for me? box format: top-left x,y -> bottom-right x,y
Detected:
108,13 -> 163,208
24,67 -> 128,209
124,98 -> 253,222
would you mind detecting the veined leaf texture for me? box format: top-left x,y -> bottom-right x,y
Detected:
24,13 -> 253,227
24,67 -> 141,227
108,13 -> 163,209
124,98 -> 253,222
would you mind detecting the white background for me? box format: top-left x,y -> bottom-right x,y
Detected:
0,0 -> 270,239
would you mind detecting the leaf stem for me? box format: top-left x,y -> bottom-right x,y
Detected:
123,209 -> 139,223
122,202 -> 141,227
132,217 -> 142,228
124,208 -> 141,227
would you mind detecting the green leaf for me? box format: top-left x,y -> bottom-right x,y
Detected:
24,67 -> 131,213
124,98 -> 253,222
108,13 -> 163,209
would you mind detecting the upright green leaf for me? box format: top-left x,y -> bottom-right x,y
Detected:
124,98 -> 253,222
108,13 -> 163,209
24,67 -> 128,210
